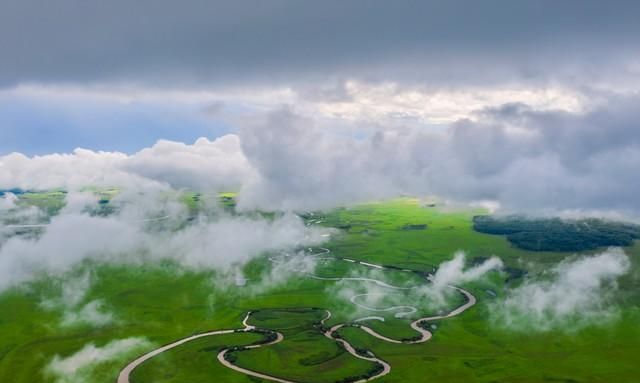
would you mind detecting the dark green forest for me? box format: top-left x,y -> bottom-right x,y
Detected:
473,215 -> 640,251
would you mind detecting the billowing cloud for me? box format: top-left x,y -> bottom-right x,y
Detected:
124,135 -> 253,191
0,134 -> 252,191
237,109 -> 403,211
429,252 -> 503,290
423,252 -> 503,305
0,149 -> 145,190
235,93 -> 640,215
4,91 -> 640,216
491,248 -> 631,332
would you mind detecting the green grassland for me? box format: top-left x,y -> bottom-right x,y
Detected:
0,196 -> 638,382
232,309 -> 377,383
131,332 -> 265,383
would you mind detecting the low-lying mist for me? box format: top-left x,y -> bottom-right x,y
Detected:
45,337 -> 152,383
0,190 -> 330,293
491,248 -> 631,332
326,252 -> 503,320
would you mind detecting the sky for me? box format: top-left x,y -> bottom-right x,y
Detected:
1,0 -> 640,215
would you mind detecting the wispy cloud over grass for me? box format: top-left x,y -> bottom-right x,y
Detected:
45,337 -> 152,383
491,248 -> 631,332
0,191 -> 329,292
40,271 -> 114,328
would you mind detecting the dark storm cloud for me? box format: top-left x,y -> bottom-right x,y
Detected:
1,0 -> 639,87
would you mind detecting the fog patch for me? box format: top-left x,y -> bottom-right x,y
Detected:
0,192 -> 328,292
0,213 -> 143,290
325,252 -> 502,319
60,300 -> 114,328
325,267 -> 427,319
0,193 -> 18,241
425,251 -> 503,305
41,272 -> 114,328
162,214 -> 327,272
45,337 -> 151,383
0,192 -> 18,210
261,251 -> 319,287
64,191 -> 100,213
0,191 -> 47,226
491,248 -> 631,332
211,250 -> 323,297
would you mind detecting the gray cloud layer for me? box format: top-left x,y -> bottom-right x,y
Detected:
1,1 -> 639,88
236,95 -> 640,214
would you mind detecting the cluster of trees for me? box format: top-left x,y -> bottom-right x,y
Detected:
353,347 -> 370,357
223,326 -> 280,364
250,328 -> 278,344
315,322 -> 329,333
400,223 -> 427,231
401,334 -> 424,342
416,320 -> 429,330
473,215 -> 640,252
223,347 -> 243,363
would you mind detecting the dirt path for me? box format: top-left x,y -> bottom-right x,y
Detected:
117,249 -> 478,383
324,323 -> 391,382
117,312 -> 291,383
354,285 -> 476,344
216,331 -> 293,383
117,329 -> 235,383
